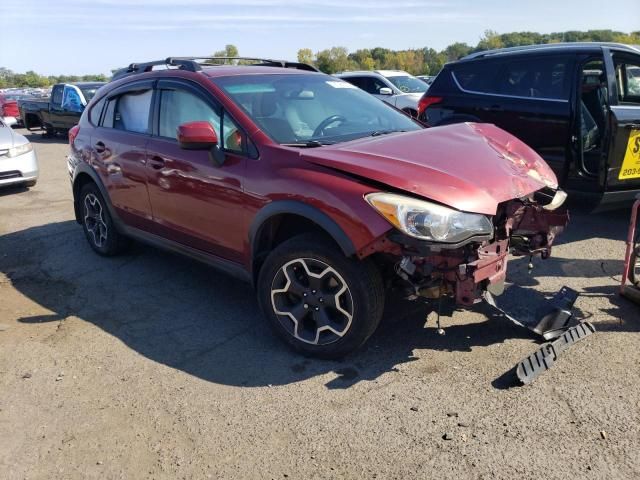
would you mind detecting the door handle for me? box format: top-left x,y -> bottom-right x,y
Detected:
483,105 -> 503,112
148,156 -> 165,170
94,141 -> 106,153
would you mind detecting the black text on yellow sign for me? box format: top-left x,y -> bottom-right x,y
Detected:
619,129 -> 640,180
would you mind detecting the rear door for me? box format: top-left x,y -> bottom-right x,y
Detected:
91,81 -> 155,230
144,79 -> 247,262
603,49 -> 640,192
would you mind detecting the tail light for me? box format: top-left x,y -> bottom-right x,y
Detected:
69,125 -> 80,146
417,95 -> 443,117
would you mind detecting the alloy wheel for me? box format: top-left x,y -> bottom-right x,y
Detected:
83,193 -> 108,248
270,257 -> 354,345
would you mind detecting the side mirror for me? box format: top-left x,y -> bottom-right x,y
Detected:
177,121 -> 225,166
378,87 -> 393,96
177,121 -> 218,149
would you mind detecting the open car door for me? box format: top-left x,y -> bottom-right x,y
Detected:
602,48 -> 640,195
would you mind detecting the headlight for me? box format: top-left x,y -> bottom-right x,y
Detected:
365,192 -> 493,243
8,143 -> 33,158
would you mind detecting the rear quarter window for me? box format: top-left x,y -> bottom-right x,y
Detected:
89,98 -> 106,125
453,55 -> 572,100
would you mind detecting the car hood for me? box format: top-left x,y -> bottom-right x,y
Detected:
300,123 -> 559,215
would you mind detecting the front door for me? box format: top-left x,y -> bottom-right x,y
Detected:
145,81 -> 247,263
603,50 -> 640,193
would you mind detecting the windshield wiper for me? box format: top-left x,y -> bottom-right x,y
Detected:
368,129 -> 407,137
282,140 -> 332,148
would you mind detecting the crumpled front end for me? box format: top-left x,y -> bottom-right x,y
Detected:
365,188 -> 569,307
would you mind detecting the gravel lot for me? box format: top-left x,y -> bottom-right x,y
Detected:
1,129 -> 639,479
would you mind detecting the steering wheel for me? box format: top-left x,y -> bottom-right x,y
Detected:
313,115 -> 346,137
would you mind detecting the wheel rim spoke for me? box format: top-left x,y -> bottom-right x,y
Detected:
271,257 -> 354,346
84,193 -> 108,248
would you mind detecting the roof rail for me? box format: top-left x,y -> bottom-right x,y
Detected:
460,42 -> 640,61
173,56 -> 319,72
111,56 -> 318,81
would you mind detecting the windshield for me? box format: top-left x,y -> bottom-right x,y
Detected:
213,74 -> 421,145
385,75 -> 428,93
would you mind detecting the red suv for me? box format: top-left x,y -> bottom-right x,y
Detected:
68,57 -> 569,358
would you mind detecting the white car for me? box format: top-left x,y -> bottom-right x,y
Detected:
335,70 -> 428,117
0,120 -> 38,188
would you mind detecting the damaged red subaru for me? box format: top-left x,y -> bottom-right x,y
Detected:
68,57 -> 569,358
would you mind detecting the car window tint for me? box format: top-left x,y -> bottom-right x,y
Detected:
495,56 -> 570,99
52,86 -> 63,106
455,56 -> 571,100
89,98 -> 106,125
453,61 -> 499,93
101,99 -> 116,128
614,57 -> 640,104
158,89 -> 221,140
114,90 -> 152,134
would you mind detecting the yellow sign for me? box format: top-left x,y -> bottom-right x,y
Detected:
619,129 -> 640,180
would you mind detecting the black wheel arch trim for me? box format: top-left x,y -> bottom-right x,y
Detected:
249,200 -> 357,268
72,163 -> 123,230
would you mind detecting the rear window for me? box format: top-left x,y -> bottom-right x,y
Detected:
454,55 -> 572,100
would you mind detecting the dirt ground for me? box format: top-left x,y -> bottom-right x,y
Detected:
1,129 -> 639,480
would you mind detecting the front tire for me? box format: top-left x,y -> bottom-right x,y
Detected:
257,234 -> 384,358
79,183 -> 128,256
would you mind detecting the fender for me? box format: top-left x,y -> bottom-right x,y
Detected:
249,200 -> 357,260
71,163 -> 125,232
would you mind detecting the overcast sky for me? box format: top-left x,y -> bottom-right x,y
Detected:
1,0 -> 638,75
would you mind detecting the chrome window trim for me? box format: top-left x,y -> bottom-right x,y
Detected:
451,71 -> 569,103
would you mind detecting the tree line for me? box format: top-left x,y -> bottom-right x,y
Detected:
298,29 -> 640,75
1,30 -> 639,88
0,67 -> 108,89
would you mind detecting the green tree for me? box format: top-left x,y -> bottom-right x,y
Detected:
314,47 -> 355,74
213,44 -> 239,60
297,48 -> 314,65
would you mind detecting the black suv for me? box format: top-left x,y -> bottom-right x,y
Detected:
419,42 -> 640,208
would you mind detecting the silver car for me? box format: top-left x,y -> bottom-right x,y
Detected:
0,121 -> 38,188
335,70 -> 428,117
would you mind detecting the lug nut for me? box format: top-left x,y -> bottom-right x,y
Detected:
303,304 -> 309,309
319,298 -> 324,303
303,292 -> 308,297
312,290 -> 316,294
314,307 -> 319,311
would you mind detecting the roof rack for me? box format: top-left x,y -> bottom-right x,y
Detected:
111,56 -> 319,81
460,42 -> 640,61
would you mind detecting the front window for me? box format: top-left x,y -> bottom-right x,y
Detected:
213,74 -> 421,145
384,75 -> 428,94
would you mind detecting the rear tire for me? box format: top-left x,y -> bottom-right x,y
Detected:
79,182 -> 128,256
257,234 -> 384,358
